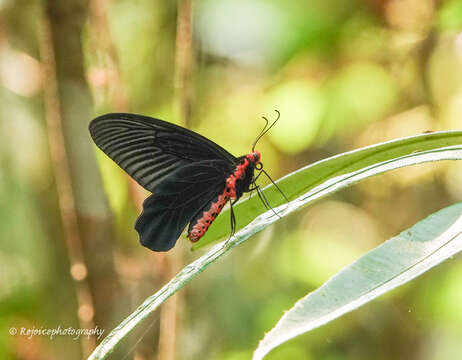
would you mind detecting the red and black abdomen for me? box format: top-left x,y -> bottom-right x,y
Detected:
187,151 -> 261,242
187,186 -> 229,242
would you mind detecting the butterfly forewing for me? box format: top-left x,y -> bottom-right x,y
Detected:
89,113 -> 237,192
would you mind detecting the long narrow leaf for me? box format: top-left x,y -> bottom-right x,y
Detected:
253,202 -> 462,360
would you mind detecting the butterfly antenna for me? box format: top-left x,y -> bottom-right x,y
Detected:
252,110 -> 281,152
252,117 -> 268,152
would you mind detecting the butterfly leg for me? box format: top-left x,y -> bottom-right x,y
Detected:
247,170 -> 265,200
260,169 -> 289,202
252,169 -> 265,185
248,184 -> 258,200
255,185 -> 270,210
256,185 -> 282,219
225,199 -> 238,246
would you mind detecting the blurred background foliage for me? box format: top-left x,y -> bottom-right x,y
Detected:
1,0 -> 462,359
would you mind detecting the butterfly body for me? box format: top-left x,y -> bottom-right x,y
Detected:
187,151 -> 261,242
89,113 -> 261,252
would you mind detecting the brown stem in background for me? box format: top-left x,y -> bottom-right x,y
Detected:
157,1 -> 194,360
157,252 -> 183,360
89,0 -> 127,112
88,0 -> 147,211
37,15 -> 96,357
41,0 -> 122,356
174,0 -> 194,128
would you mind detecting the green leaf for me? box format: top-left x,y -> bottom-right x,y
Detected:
253,202 -> 462,360
194,130 -> 462,250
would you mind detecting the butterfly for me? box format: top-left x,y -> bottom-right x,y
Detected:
89,112 -> 282,252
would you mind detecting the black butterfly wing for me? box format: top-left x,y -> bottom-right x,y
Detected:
135,160 -> 232,251
89,113 -> 237,192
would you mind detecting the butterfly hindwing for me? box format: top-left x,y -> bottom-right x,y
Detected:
135,160 -> 233,251
89,113 -> 237,192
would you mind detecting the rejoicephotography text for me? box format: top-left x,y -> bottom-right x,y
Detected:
9,325 -> 104,341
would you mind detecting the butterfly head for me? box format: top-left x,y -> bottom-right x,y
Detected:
245,150 -> 263,171
252,151 -> 262,164
246,151 -> 262,167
